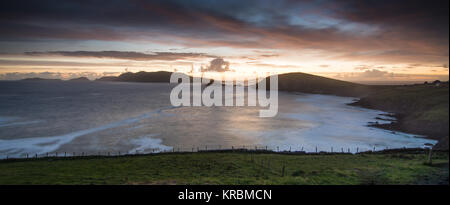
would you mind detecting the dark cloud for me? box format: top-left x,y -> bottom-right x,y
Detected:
0,0 -> 448,64
24,51 -> 215,61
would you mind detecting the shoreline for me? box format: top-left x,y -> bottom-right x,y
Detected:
349,99 -> 448,150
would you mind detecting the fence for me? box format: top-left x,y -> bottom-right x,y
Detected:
0,144 -> 430,160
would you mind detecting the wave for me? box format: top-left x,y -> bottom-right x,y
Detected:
128,134 -> 172,153
0,106 -> 178,157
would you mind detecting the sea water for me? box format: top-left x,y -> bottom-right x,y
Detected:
0,81 -> 436,158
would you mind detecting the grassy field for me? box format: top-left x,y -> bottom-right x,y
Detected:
0,150 -> 447,185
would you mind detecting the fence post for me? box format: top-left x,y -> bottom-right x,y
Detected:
35,153 -> 37,158
205,145 -> 207,151
356,147 -> 359,153
277,146 -> 279,152
289,146 -> 291,152
341,148 -> 343,153
46,152 -> 48,157
281,164 -> 285,177
232,146 -> 234,151
331,147 -> 333,153
265,146 -> 268,151
315,146 -> 317,153
192,148 -> 194,152
348,148 -> 350,153
65,152 -> 67,157
26,153 -> 28,159
427,147 -> 433,165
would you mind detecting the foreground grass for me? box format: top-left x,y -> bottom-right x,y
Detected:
0,151 -> 448,185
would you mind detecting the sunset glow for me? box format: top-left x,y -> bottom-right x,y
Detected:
0,0 -> 448,83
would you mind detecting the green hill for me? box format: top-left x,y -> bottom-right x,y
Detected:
269,72 -> 371,97
267,72 -> 448,148
351,83 -> 449,144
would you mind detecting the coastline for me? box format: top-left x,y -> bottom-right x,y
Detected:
347,83 -> 449,150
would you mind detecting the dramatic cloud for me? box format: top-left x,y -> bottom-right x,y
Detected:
201,58 -> 230,72
0,0 -> 448,81
24,51 -> 215,61
0,0 -> 447,64
359,69 -> 393,78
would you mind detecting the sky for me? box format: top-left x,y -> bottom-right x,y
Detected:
0,0 -> 448,83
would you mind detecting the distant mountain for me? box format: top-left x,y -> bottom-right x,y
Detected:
20,78 -> 62,82
95,76 -> 118,81
95,71 -> 200,83
69,77 -> 90,81
94,71 -> 174,82
266,72 -> 371,97
116,71 -> 173,82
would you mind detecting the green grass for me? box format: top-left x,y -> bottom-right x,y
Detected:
352,84 -> 449,140
275,72 -> 370,97
0,151 -> 448,185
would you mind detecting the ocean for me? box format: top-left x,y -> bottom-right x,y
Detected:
0,81 -> 436,158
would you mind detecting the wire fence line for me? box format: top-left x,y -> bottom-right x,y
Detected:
0,144 -> 430,160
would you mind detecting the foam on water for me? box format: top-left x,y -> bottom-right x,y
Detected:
128,134 -> 172,153
0,106 -> 177,157
242,94 -> 437,153
0,120 -> 42,128
0,117 -> 14,125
